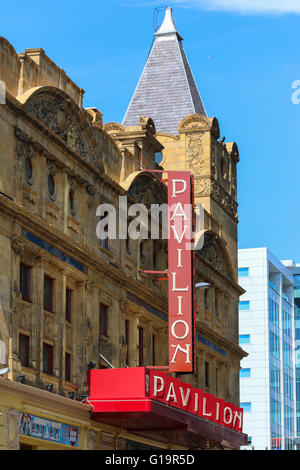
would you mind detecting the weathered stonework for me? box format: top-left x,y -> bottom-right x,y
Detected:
0,33 -> 246,450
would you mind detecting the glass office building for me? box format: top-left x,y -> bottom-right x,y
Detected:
282,261 -> 300,445
238,248 -> 296,450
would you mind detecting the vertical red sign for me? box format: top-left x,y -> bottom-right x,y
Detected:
168,171 -> 195,373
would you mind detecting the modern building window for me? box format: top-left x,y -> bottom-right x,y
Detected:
44,275 -> 54,312
269,298 -> 279,327
241,402 -> 252,412
240,368 -> 251,378
239,301 -> 250,311
239,334 -> 250,344
65,352 -> 71,383
66,288 -> 72,323
205,361 -> 210,388
238,267 -> 249,277
19,334 -> 29,368
100,303 -> 108,337
20,264 -> 31,302
43,342 -> 53,375
138,327 -> 144,366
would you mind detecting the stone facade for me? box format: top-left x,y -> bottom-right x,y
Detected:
0,36 -> 246,450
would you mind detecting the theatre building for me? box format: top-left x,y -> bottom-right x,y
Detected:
0,7 -> 247,450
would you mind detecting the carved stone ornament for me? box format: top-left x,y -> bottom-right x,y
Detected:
140,115 -> 156,134
14,127 -> 34,161
11,237 -> 24,255
86,183 -> 96,210
211,180 -> 238,221
24,93 -> 98,166
6,408 -> 19,449
47,159 -> 57,176
86,429 -> 97,450
200,234 -> 233,280
86,280 -> 96,296
43,314 -> 54,341
103,122 -> 125,135
129,174 -> 167,206
178,114 -> 210,132
194,177 -> 211,196
86,108 -> 103,129
186,133 -> 205,176
119,299 -> 129,314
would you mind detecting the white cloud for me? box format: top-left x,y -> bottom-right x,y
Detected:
144,0 -> 300,15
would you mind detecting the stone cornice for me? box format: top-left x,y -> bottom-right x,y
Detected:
196,321 -> 248,361
0,377 -> 91,421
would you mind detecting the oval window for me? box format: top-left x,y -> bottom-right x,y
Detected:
25,157 -> 33,181
48,174 -> 55,197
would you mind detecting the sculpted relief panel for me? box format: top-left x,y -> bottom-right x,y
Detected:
26,95 -> 87,157
24,91 -> 100,170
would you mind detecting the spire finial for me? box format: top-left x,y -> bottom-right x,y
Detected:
155,6 -> 183,40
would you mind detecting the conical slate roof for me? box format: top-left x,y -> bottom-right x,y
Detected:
122,7 -> 206,135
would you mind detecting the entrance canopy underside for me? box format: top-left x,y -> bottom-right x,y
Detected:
90,398 -> 247,449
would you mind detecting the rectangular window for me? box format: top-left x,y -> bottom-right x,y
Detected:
43,342 -> 53,375
19,334 -> 29,368
125,319 -> 129,366
100,303 -> 108,337
239,301 -> 250,311
138,327 -> 144,367
66,288 -> 72,323
238,267 -> 249,277
44,275 -> 54,312
239,334 -> 250,344
20,264 -> 31,302
240,368 -> 251,378
205,361 -> 210,388
65,352 -> 71,383
241,402 -> 252,412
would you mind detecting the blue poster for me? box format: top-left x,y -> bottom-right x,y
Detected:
19,412 -> 80,447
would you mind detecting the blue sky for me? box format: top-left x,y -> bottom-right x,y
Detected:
1,0 -> 300,261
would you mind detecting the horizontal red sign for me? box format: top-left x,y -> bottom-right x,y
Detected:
88,368 -> 244,434
147,369 -> 243,432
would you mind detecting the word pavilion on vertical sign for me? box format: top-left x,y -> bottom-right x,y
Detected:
168,171 -> 195,373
